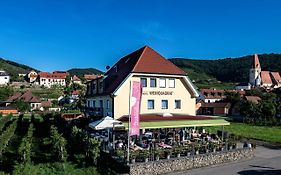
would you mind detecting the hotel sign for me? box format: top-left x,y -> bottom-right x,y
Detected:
142,91 -> 173,96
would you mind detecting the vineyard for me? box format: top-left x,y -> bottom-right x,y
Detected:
0,114 -> 105,175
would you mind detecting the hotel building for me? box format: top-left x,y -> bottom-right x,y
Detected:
85,46 -> 199,120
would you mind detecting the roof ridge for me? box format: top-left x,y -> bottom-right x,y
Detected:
132,45 -> 148,72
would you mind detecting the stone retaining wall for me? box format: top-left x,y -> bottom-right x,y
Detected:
129,148 -> 254,175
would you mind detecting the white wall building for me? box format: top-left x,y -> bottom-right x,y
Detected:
38,71 -> 69,88
0,70 -> 10,85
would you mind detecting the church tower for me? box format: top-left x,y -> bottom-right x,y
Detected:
249,54 -> 261,86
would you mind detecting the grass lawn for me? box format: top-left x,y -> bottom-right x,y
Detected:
195,82 -> 236,90
206,122 -> 281,143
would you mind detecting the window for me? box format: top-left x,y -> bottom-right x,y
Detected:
99,100 -> 103,108
92,83 -> 96,90
93,100 -> 96,108
106,100 -> 110,109
169,79 -> 175,88
87,101 -> 90,107
100,81 -> 103,89
147,100 -> 154,109
175,100 -> 181,109
159,78 -> 166,88
161,100 -> 168,109
150,78 -> 156,87
141,78 -> 147,87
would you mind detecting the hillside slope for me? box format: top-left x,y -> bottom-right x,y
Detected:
170,53 -> 281,83
67,68 -> 103,77
0,58 -> 37,80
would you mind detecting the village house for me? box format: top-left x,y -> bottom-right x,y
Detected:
27,70 -> 38,83
85,46 -> 199,119
197,102 -> 231,116
198,89 -> 245,103
199,89 -> 225,103
38,71 -> 69,87
5,90 -> 41,111
72,75 -> 82,85
0,70 -> 10,85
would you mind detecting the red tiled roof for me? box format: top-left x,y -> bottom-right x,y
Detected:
84,74 -> 101,80
41,101 -> 52,107
118,114 -> 213,122
252,54 -> 261,69
101,46 -> 186,94
261,71 -> 272,85
72,75 -> 81,81
6,91 -> 41,103
132,46 -> 186,75
72,90 -> 80,95
270,72 -> 281,84
6,93 -> 22,102
39,71 -> 68,79
245,96 -> 261,104
204,96 -> 225,99
201,102 -> 231,108
200,89 -> 225,93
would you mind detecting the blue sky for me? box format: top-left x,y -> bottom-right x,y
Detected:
0,0 -> 281,72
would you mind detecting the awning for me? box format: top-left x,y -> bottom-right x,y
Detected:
123,119 -> 230,130
89,116 -> 124,130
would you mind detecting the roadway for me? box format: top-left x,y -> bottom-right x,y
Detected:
168,146 -> 281,175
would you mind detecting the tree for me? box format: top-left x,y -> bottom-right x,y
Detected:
14,100 -> 31,112
0,86 -> 13,101
84,137 -> 100,165
260,100 -> 276,125
224,91 -> 241,104
0,119 -> 17,157
18,123 -> 34,163
50,125 -> 68,162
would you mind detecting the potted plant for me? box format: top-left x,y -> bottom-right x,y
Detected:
115,149 -> 124,159
219,143 -> 224,151
174,146 -> 183,158
164,149 -> 172,160
154,149 -> 162,161
193,143 -> 200,155
228,139 -> 237,150
183,146 -> 192,156
202,144 -> 209,153
209,142 -> 218,153
130,152 -> 137,164
140,150 -> 150,163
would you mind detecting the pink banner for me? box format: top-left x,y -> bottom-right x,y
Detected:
130,81 -> 142,136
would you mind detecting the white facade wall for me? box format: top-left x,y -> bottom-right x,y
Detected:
203,98 -> 222,103
0,75 -> 10,85
249,68 -> 261,86
113,74 -> 197,119
40,78 -> 66,87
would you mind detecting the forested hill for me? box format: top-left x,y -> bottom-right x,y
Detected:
170,53 -> 281,83
67,68 -> 103,77
0,57 -> 37,80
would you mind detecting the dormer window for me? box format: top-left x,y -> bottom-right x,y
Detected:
113,65 -> 118,72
